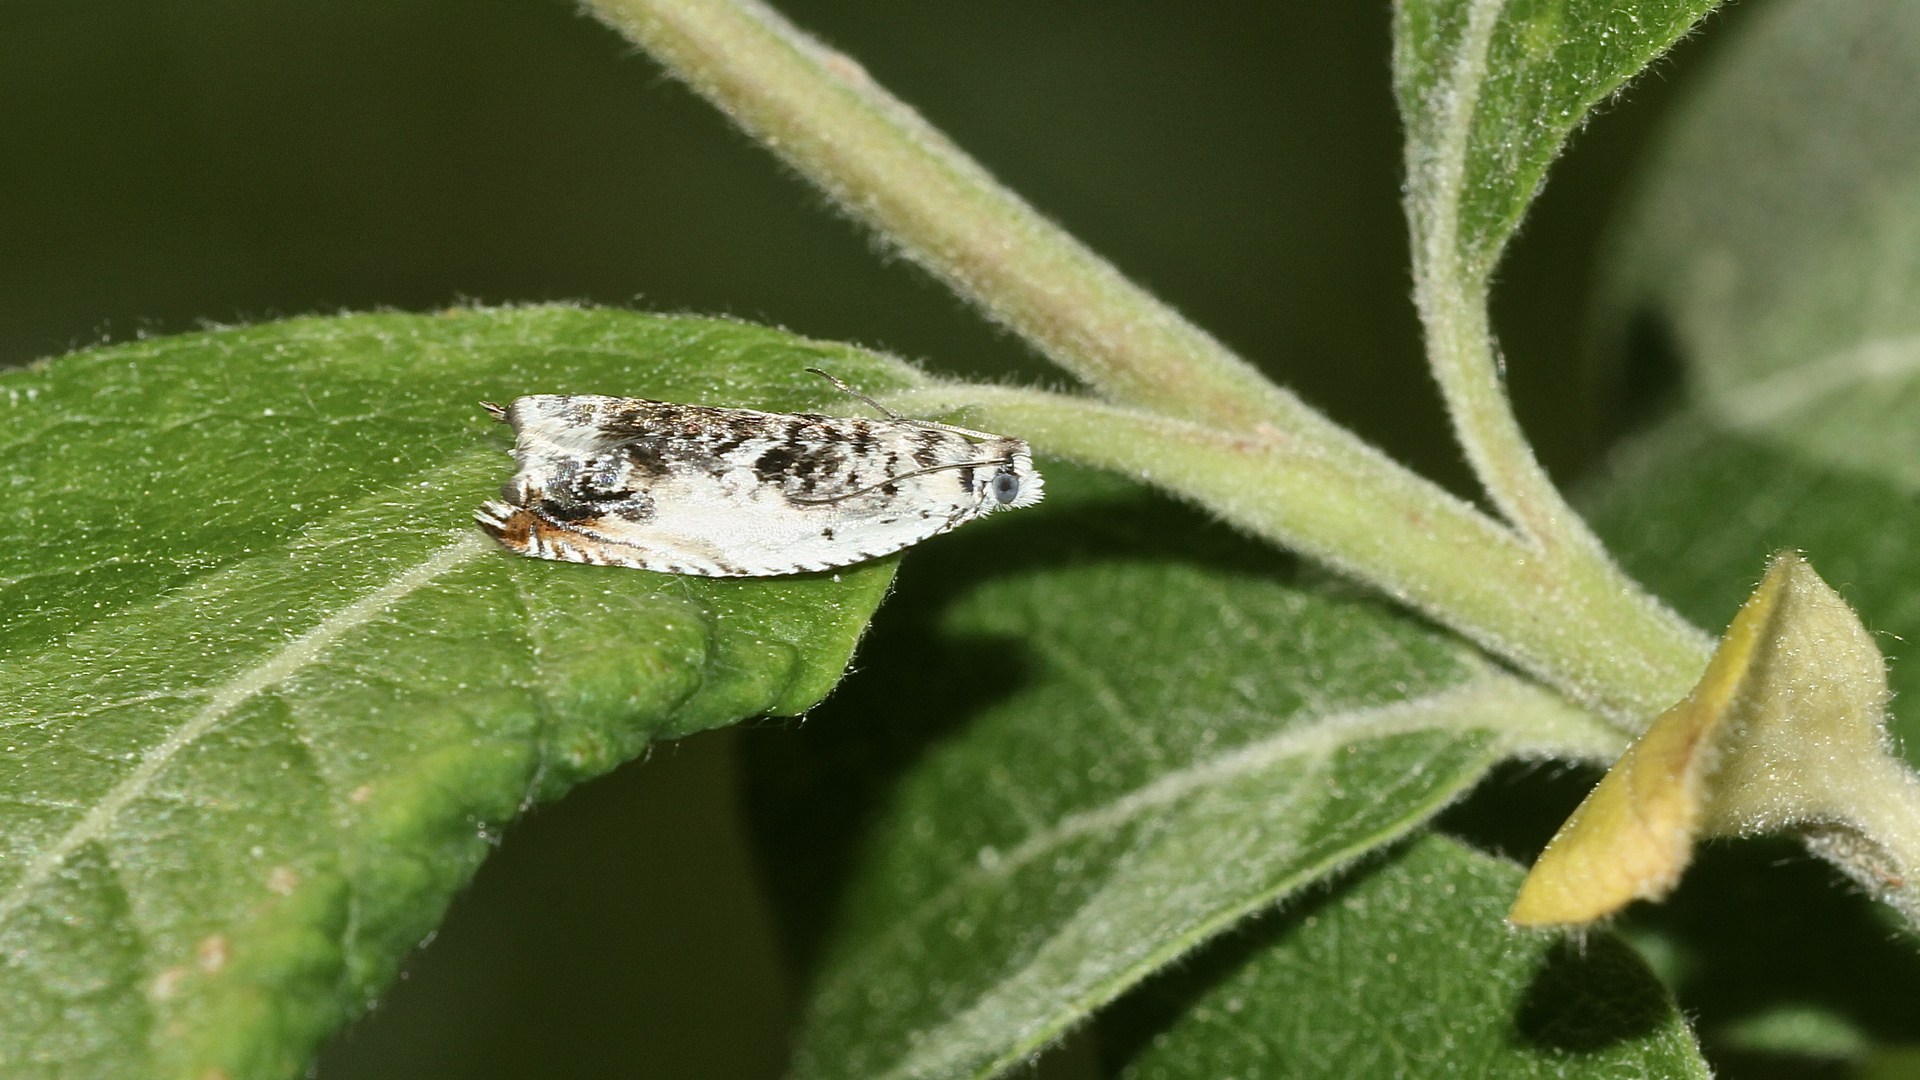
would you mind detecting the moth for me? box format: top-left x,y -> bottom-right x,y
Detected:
474,371 -> 1043,576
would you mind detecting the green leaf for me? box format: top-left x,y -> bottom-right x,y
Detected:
780,482 -> 1616,1080
1110,834 -> 1709,1078
1599,0 -> 1920,492
1583,421 -> 1920,754
1584,1 -> 1920,1055
0,307 -> 915,1079
1395,0 -> 1723,280
1590,0 -> 1920,744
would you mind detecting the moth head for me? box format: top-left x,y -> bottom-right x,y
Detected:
986,446 -> 1044,510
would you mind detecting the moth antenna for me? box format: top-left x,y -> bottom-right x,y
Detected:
788,457 -> 1015,505
805,367 -> 902,421
481,401 -> 508,422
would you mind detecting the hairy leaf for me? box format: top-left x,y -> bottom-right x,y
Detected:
1585,424 -> 1920,752
1592,0 -> 1920,744
779,484 -> 1615,1080
1585,0 -> 1920,1055
1111,835 -> 1708,1078
1396,0 -> 1722,280
1602,0 -> 1920,492
0,307 -> 912,1079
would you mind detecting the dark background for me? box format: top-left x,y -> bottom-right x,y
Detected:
0,2 -> 1746,1076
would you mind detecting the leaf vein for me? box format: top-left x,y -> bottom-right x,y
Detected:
815,676 -> 1557,1006
1715,332 -> 1920,427
0,533 -> 488,928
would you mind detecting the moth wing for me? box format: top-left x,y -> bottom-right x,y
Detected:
577,463 -> 985,575
481,401 -> 1034,577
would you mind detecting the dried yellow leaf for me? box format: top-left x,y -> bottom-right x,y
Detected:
1510,552 -> 1902,927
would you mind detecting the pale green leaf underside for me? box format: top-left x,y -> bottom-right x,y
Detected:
1602,0 -> 1920,491
1396,0 -> 1721,278
1710,333 -> 1920,494
0,308 -> 917,1079
1585,418 -> 1920,753
792,560 -> 1614,1080
1118,834 -> 1709,1078
1590,0 -> 1920,743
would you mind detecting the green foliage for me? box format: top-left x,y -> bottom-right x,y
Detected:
769,467 -> 1614,1080
1600,839 -> 1920,1076
0,308 -> 907,1078
1577,0 -> 1920,1069
1114,835 -> 1707,1079
1395,0 -> 1722,278
1588,0 -> 1920,744
8,0 -> 1918,1075
1602,0 -> 1920,474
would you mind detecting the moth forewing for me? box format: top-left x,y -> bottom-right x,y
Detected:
475,392 -> 1042,577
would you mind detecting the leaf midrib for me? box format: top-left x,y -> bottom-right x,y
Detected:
0,532 -> 488,929
811,672 -> 1603,1011
863,674 -> 1597,1080
1713,332 -> 1920,426
1416,0 -> 1507,278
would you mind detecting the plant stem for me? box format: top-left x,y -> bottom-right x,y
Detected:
1399,0 -> 1607,561
1413,271 -> 1609,560
583,0 -> 1305,432
591,0 -> 1715,727
886,383 -> 1713,726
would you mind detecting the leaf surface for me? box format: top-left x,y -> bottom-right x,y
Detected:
1396,0 -> 1722,280
1113,834 -> 1709,1079
0,307 -> 913,1078
1602,0 -> 1920,492
1592,0 -> 1920,748
781,487 -> 1616,1080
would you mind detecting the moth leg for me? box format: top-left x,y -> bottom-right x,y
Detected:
480,400 -> 508,422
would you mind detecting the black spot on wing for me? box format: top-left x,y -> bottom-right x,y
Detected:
609,491 -> 656,522
755,445 -> 800,481
911,429 -> 944,469
539,497 -> 601,523
755,437 -> 856,499
706,429 -> 752,457
624,440 -> 671,479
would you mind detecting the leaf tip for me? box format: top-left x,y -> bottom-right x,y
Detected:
1513,550 -> 1919,928
1509,552 -> 1798,927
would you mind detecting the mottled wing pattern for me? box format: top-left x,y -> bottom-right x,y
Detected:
475,394 -> 1042,576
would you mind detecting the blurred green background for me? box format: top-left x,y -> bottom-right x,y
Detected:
0,2 -> 1744,1076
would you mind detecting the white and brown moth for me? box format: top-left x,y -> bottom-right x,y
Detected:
474,372 -> 1043,576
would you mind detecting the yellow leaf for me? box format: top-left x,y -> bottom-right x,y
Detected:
1510,552 -> 1901,927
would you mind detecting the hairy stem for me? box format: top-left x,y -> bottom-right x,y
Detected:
885,383 -> 1713,726
590,0 -> 1715,727
583,0 -> 1306,432
1399,0 -> 1609,561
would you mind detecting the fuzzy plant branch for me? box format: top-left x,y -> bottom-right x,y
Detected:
583,0 -> 1304,433
1396,0 -> 1610,564
587,0 -> 1718,729
882,382 -> 1710,727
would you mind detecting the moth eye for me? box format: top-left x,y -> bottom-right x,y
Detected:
991,471 -> 1021,504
